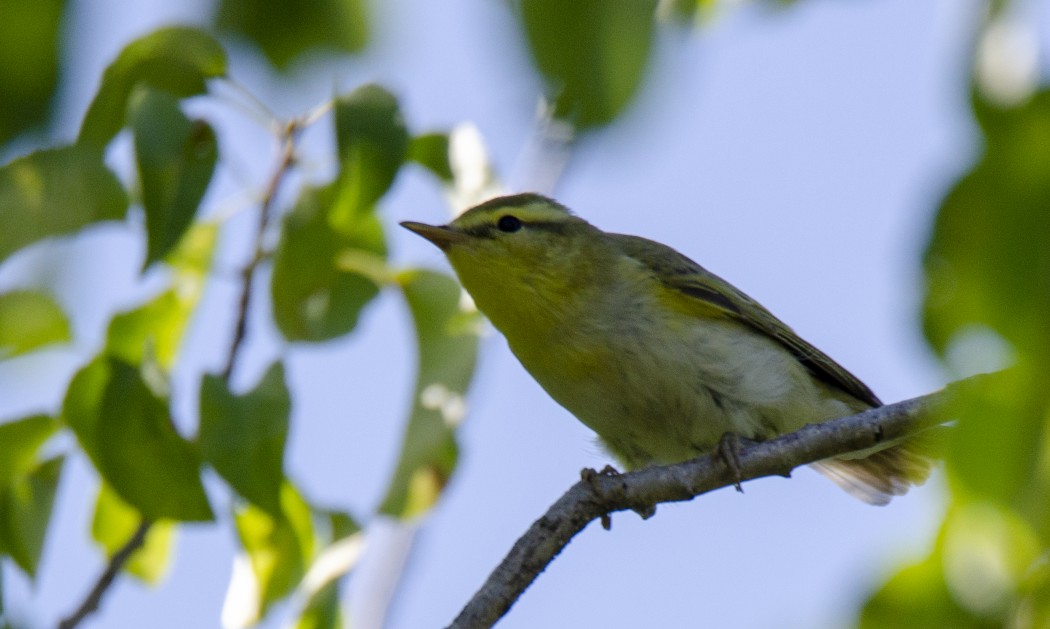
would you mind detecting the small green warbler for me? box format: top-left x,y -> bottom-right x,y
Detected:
401,193 -> 932,504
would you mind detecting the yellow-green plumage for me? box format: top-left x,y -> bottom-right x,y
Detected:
401,193 -> 933,505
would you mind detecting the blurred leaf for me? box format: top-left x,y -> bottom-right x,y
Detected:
324,510 -> 359,542
0,415 -> 58,488
295,579 -> 342,629
218,0 -> 368,69
379,270 -> 481,518
519,0 -> 656,129
923,89 -> 1050,549
859,548 -> 995,629
940,502 -> 1042,619
332,84 -> 408,222
408,133 -> 453,183
0,0 -> 64,143
78,26 -> 227,150
271,183 -> 386,342
941,369 -> 1050,541
106,222 -> 218,369
0,145 -> 128,264
657,0 -> 721,24
130,88 -> 218,267
91,482 -> 175,584
923,89 -> 1050,361
292,521 -> 362,629
0,291 -> 70,358
200,362 -> 290,516
860,501 -> 1044,628
0,457 -> 63,578
234,483 -> 315,621
62,357 -> 213,521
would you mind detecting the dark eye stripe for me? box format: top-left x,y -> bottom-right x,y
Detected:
460,219 -> 573,238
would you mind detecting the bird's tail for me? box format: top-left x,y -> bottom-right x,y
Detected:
809,428 -> 944,506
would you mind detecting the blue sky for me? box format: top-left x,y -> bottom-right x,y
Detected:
0,0 -> 1006,627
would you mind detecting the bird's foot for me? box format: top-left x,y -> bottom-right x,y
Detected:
580,464 -> 621,484
581,465 -> 622,530
716,432 -> 746,493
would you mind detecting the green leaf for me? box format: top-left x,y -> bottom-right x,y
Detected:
78,26 -> 227,150
200,362 -> 290,516
62,357 -> 213,521
91,482 -> 175,584
130,88 -> 218,267
0,145 -> 129,264
519,0 -> 656,129
324,510 -> 359,542
295,579 -> 342,629
0,291 -> 71,358
408,133 -> 454,183
331,84 -> 409,223
0,0 -> 64,144
860,501 -> 1044,628
0,415 -> 58,488
270,183 -> 386,342
0,457 -> 63,578
293,511 -> 361,629
106,222 -> 218,369
218,0 -> 369,69
379,270 -> 481,518
923,89 -> 1050,361
233,483 -> 315,622
941,370 -> 1050,541
859,548 -> 994,629
922,89 -> 1050,546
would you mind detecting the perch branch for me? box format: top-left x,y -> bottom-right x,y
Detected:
448,380 -> 965,629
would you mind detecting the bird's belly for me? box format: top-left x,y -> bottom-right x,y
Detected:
512,316 -> 848,469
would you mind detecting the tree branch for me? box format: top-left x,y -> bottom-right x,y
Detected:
58,108 -> 314,629
448,382 -> 960,629
221,119 -> 299,381
57,520 -> 152,629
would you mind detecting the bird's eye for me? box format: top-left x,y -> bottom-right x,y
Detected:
497,215 -> 522,233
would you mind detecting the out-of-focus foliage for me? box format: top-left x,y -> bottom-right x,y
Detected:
233,483 -> 315,622
217,0 -> 369,69
0,0 -> 64,144
0,146 -> 128,263
78,26 -> 227,150
91,483 -> 175,584
105,222 -> 218,370
0,291 -> 71,358
130,88 -> 218,268
862,81 -> 1050,627
0,414 -> 62,578
517,0 -> 657,130
0,15 -> 489,625
378,270 -> 483,518
63,357 -> 215,522
200,363 -> 291,516
270,84 -> 405,342
0,456 -> 63,578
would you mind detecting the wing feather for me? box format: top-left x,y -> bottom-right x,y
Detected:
612,234 -> 881,407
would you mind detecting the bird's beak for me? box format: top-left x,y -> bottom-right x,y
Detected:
400,221 -> 467,251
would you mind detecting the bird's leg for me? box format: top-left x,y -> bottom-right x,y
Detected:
580,465 -> 628,530
716,432 -> 746,493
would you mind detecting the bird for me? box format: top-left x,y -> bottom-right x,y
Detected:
401,193 -> 934,504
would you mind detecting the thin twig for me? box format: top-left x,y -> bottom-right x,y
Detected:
221,120 -> 299,381
447,381 -> 965,629
59,107 -> 316,629
57,520 -> 152,629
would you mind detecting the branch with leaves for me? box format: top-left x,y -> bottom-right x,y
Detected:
448,380 -> 964,629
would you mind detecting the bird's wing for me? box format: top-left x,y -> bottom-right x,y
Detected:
613,234 -> 881,407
